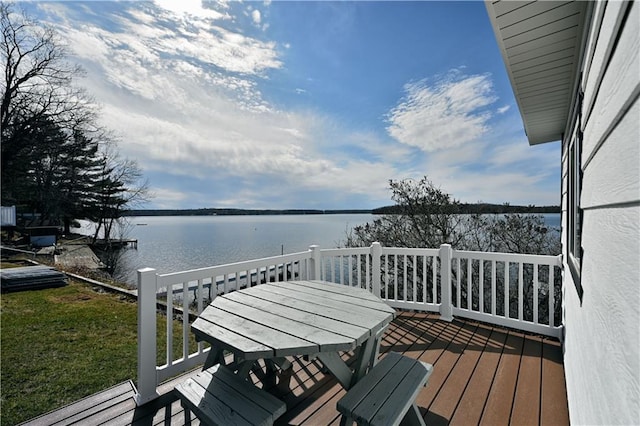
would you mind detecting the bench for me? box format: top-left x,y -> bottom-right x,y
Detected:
337,352 -> 433,426
174,364 -> 286,426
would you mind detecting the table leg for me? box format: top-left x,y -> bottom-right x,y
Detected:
351,335 -> 377,385
203,347 -> 224,369
236,359 -> 255,379
316,352 -> 353,389
351,325 -> 388,387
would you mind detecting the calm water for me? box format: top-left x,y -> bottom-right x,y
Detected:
78,213 -> 560,287
99,214 -> 372,286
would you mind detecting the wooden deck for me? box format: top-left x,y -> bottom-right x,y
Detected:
21,312 -> 569,426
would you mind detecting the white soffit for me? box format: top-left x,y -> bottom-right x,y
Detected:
485,1 -> 589,145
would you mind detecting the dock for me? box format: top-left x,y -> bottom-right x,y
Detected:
91,239 -> 138,249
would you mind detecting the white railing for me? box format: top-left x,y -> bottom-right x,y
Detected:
134,242 -> 562,405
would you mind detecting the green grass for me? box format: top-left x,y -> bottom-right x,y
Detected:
1,277 -> 199,425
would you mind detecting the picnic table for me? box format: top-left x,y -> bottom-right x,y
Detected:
191,280 -> 396,390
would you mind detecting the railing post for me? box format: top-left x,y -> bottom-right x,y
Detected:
371,242 -> 382,297
309,245 -> 321,280
439,244 -> 453,322
134,268 -> 160,406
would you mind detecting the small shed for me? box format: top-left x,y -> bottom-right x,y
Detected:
1,205 -> 16,227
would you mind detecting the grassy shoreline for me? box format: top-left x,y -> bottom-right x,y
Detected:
0,270 -> 196,425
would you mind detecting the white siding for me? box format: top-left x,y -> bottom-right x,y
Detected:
562,1 -> 640,424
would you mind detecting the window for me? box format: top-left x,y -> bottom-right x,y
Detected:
566,89 -> 584,300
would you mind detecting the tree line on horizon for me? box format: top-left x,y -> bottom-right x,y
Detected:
123,203 -> 559,217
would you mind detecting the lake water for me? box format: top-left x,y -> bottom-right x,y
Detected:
78,213 -> 560,287
94,214 -> 372,285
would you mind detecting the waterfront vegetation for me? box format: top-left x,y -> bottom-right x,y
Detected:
0,269 -> 199,425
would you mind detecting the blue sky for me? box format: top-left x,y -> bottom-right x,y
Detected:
25,1 -> 560,210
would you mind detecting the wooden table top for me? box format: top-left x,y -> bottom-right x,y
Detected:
191,280 -> 396,361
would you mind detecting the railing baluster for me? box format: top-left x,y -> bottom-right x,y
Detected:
467,257 -> 472,310
549,266 -> 555,327
456,258 -> 461,309
534,264 -> 539,324
432,256 -> 437,304
166,284 -> 174,366
384,254 -> 389,299
491,260 -> 496,316
479,260 -> 484,314
198,278 -> 206,353
518,262 -> 524,321
413,255 -> 424,302
182,281 -> 189,361
394,254 -> 398,301
403,254 -> 408,301
505,262 -> 510,318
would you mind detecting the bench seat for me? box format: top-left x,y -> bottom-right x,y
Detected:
337,352 -> 433,426
174,364 -> 286,426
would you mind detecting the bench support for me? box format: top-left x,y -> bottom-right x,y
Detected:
337,352 -> 433,426
175,364 -> 286,426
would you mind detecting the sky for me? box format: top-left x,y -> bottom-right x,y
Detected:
23,0 -> 561,210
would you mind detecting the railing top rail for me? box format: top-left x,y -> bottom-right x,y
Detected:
155,249 -> 313,286
380,246 -> 440,256
320,247 -> 370,256
452,249 -> 562,265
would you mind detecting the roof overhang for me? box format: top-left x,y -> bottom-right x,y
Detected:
485,1 -> 591,145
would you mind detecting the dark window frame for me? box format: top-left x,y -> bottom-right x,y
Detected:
566,89 -> 584,301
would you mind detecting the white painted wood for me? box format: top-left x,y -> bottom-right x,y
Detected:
439,244 -> 453,321
559,4 -> 640,422
583,7 -> 639,168
582,99 -> 639,209
498,2 -> 582,39
140,244 -> 564,404
134,268 -> 160,405
582,0 -> 632,125
563,206 -> 640,425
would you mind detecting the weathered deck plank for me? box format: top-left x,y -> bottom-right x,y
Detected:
19,312 -> 568,426
449,327 -> 508,425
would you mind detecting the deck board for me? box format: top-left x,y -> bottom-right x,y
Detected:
480,330 -> 525,426
541,337 -> 570,425
20,312 -> 569,426
449,327 -> 508,425
512,335 -> 543,426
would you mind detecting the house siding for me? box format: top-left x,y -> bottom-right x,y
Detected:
562,1 -> 640,424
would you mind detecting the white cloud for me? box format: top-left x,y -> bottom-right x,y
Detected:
251,9 -> 262,25
497,105 -> 511,114
154,0 -> 228,20
29,2 -> 559,209
386,71 -> 497,152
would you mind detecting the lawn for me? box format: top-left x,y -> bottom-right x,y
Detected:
1,272 -> 198,425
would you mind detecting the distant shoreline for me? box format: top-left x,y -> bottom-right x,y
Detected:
124,204 -> 560,217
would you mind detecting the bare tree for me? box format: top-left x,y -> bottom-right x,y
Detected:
1,2 -> 99,208
344,176 -> 562,322
88,145 -> 149,245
